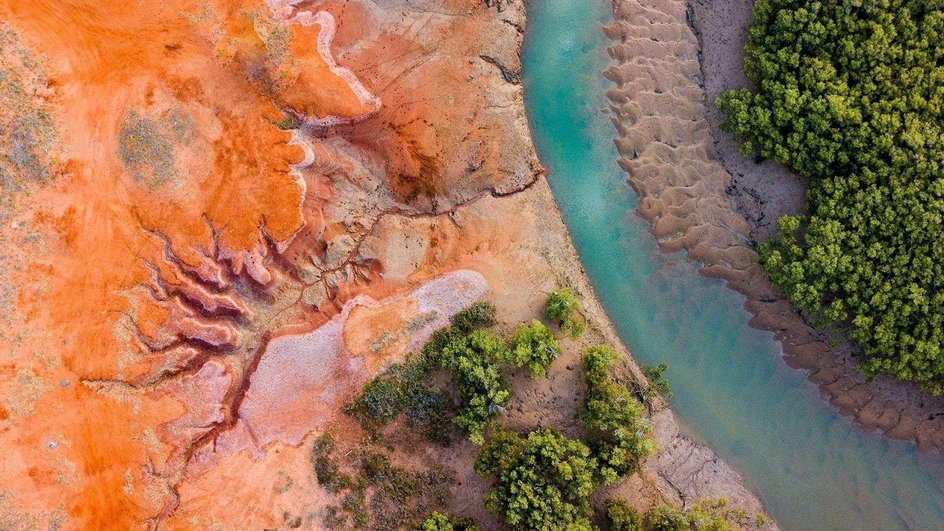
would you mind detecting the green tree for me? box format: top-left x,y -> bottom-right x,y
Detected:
546,288 -> 586,339
546,287 -> 579,323
508,319 -> 561,377
718,0 -> 944,393
641,363 -> 672,399
440,330 -> 512,444
415,512 -> 477,531
475,428 -> 598,530
450,301 -> 498,333
604,499 -> 643,531
582,345 -> 655,484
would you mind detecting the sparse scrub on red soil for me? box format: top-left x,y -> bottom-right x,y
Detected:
118,108 -> 193,186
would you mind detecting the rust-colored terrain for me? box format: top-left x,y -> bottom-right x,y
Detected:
0,0 -> 767,528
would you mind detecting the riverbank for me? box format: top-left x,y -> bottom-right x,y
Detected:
604,0 -> 944,453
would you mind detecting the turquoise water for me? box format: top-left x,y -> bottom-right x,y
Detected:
520,1 -> 944,529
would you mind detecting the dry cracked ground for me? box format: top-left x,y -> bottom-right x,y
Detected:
0,0 -> 768,528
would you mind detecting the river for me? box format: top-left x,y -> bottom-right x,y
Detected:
520,0 -> 944,529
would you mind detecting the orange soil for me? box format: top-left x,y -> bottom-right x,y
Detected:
0,0 -> 372,527
0,0 -> 550,527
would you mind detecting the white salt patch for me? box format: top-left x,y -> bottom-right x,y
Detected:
234,269 -> 487,454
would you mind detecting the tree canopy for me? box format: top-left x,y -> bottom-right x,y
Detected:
415,512 -> 477,531
718,0 -> 944,392
545,287 -> 587,339
474,429 -> 598,530
508,319 -> 561,377
581,345 -> 655,484
440,329 -> 512,444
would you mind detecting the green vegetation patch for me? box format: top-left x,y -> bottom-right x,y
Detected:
474,428 -> 598,530
641,362 -> 672,400
507,319 -> 560,377
646,499 -> 752,531
582,345 -> 655,484
415,512 -> 477,531
718,0 -> 944,392
345,354 -> 452,444
439,329 -> 512,445
311,433 -> 352,494
312,434 -> 456,530
546,287 -> 587,339
449,301 -> 498,333
0,23 -> 60,199
603,499 -> 643,531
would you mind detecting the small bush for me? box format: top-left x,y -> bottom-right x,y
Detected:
546,288 -> 579,324
348,377 -> 407,424
604,499 -> 643,531
508,319 -> 561,377
311,433 -> 351,493
343,491 -> 369,526
404,385 -> 453,445
642,363 -> 672,399
562,313 -> 587,339
415,512 -> 477,531
450,301 -> 497,333
647,505 -> 689,531
646,499 -> 747,531
361,452 -> 393,483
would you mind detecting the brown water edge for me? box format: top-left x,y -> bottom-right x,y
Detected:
603,0 -> 944,452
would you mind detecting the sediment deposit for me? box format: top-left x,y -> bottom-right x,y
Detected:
0,0 -> 767,527
604,0 -> 944,451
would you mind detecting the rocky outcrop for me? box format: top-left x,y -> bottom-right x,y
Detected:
603,0 -> 944,453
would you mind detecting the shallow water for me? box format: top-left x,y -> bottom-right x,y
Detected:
520,1 -> 944,529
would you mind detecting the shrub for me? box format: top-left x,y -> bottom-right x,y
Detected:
311,433 -> 351,493
546,288 -> 586,339
415,512 -> 477,531
508,319 -> 561,377
404,385 -> 453,445
346,355 -> 452,442
422,326 -> 464,365
641,363 -> 672,399
546,287 -> 580,325
562,313 -> 587,339
347,377 -> 407,424
717,0 -> 944,393
450,301 -> 498,333
440,330 -> 512,444
581,345 -> 655,484
475,428 -> 597,530
646,499 -> 746,531
604,499 -> 643,531
647,505 -> 689,531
